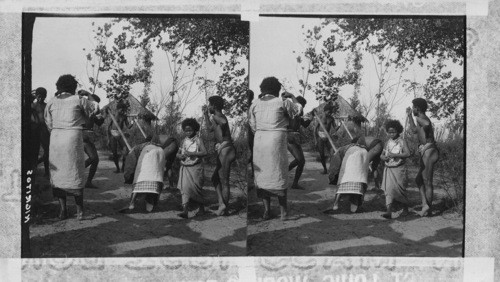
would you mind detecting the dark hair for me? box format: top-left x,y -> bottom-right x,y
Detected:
296,96 -> 307,108
181,118 -> 200,132
116,100 -> 129,114
56,74 -> 78,94
208,95 -> 225,111
247,90 -> 254,103
35,87 -> 47,98
259,77 -> 281,96
90,94 -> 101,103
350,115 -> 365,126
412,98 -> 428,112
323,102 -> 334,113
385,119 -> 404,134
78,89 -> 90,97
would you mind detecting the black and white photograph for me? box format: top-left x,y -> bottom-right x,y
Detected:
8,1 -> 500,280
246,16 -> 464,257
22,14 -> 250,257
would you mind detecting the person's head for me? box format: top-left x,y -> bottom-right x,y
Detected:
296,96 -> 307,108
323,102 -> 334,116
35,87 -> 47,102
208,95 -> 225,114
116,100 -> 128,115
350,115 -> 364,127
411,98 -> 428,116
385,119 -> 404,140
259,77 -> 281,97
77,89 -> 90,98
246,89 -> 254,104
55,74 -> 78,94
90,94 -> 101,103
181,118 -> 200,138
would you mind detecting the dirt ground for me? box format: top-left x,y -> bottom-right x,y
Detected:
29,150 -> 247,257
247,148 -> 463,257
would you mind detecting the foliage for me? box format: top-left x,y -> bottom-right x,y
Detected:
162,100 -> 183,137
423,58 -> 464,131
215,53 -> 249,117
116,17 -> 249,118
329,17 -> 464,67
295,23 -> 360,115
136,43 -> 154,109
324,17 -> 464,127
435,137 -> 464,213
346,47 -> 363,114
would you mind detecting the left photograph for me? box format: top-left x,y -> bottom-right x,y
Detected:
22,14 -> 250,257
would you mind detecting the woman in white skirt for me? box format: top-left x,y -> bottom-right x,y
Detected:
45,74 -> 94,220
249,77 -> 302,220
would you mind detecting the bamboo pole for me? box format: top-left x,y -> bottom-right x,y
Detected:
134,117 -> 147,139
403,115 -> 409,140
341,120 -> 354,140
108,112 -> 132,151
314,114 -> 338,153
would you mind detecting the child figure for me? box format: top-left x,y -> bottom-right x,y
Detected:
177,118 -> 208,219
380,119 -> 411,219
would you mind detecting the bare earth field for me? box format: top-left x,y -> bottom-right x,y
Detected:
247,149 -> 463,257
30,150 -> 247,257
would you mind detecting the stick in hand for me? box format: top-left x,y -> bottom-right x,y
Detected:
108,111 -> 132,151
314,114 -> 338,153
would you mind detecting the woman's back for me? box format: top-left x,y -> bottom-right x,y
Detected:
46,93 -> 88,130
250,96 -> 290,131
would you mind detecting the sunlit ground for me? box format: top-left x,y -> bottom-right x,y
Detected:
247,148 -> 463,257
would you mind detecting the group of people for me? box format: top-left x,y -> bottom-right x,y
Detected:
30,74 -> 238,221
248,76 -> 440,220
30,74 -> 439,222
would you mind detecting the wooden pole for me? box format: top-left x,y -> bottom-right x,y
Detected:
403,115 -> 409,140
314,114 -> 338,153
108,112 -> 132,151
341,120 -> 354,140
134,117 -> 148,139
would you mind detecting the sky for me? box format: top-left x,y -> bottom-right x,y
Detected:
249,17 -> 464,126
32,16 -> 463,127
32,17 -> 232,119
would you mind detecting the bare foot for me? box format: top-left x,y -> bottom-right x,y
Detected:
58,210 -> 68,220
350,203 -> 359,213
280,210 -> 289,221
145,202 -> 154,213
119,207 -> 133,213
215,204 -> 227,216
77,213 -> 97,221
419,206 -> 431,217
291,184 -> 305,190
262,210 -> 270,220
399,208 -> 409,217
195,208 -> 206,217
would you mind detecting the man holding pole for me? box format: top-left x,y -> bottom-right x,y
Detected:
314,102 -> 339,174
106,100 -> 133,173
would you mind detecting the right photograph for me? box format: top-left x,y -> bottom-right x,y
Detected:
246,16 -> 464,257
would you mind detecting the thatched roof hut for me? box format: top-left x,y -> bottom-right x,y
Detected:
102,94 -> 157,121
314,95 -> 367,122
